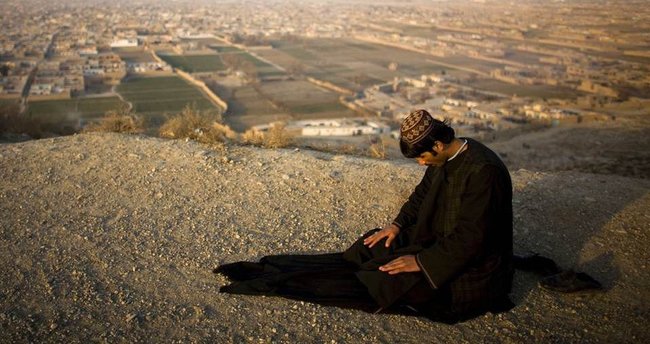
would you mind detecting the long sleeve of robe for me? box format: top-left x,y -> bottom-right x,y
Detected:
392,166 -> 435,229
416,165 -> 504,288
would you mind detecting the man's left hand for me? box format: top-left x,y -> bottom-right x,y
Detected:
378,255 -> 421,275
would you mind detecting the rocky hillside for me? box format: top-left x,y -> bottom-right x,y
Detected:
1,133 -> 648,342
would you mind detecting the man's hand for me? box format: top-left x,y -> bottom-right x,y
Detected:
378,255 -> 421,275
363,224 -> 400,248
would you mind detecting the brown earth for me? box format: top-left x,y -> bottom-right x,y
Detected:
0,132 -> 648,343
488,115 -> 650,180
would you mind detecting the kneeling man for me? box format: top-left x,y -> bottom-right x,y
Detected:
217,109 -> 514,322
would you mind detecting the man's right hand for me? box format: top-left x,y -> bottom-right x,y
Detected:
363,224 -> 401,248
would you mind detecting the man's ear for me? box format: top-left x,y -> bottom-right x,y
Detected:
432,141 -> 443,153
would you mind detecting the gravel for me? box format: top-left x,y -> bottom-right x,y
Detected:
0,132 -> 648,343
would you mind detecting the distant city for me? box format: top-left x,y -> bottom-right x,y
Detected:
1,0 -> 648,139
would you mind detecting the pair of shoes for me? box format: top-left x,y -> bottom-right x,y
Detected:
539,270 -> 602,293
513,253 -> 561,277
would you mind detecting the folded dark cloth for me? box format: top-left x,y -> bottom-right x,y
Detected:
513,253 -> 561,277
540,270 -> 603,293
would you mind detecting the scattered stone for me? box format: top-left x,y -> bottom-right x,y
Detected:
126,313 -> 138,323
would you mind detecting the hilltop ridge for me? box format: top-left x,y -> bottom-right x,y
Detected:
0,133 -> 648,342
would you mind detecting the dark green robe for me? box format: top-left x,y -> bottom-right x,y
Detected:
343,138 -> 514,314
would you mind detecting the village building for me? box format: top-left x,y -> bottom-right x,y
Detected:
253,119 -> 391,137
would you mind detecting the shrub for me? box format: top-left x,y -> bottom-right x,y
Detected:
83,105 -> 143,134
242,122 -> 294,148
263,122 -> 294,148
159,104 -> 235,144
241,128 -> 265,146
368,137 -> 387,159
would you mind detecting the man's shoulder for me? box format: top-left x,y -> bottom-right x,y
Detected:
463,138 -> 510,177
465,138 -> 505,165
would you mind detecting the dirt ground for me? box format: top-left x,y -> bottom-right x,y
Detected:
488,115 -> 650,180
0,131 -> 648,342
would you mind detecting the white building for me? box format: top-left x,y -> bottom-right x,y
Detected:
110,39 -> 138,48
299,119 -> 390,136
255,119 -> 391,137
29,83 -> 52,95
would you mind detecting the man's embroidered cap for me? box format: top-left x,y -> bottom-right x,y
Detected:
400,109 -> 434,144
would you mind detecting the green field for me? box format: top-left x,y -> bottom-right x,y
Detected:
269,38 -> 448,90
258,80 -> 353,115
158,52 -> 283,77
25,97 -> 126,123
289,102 -> 349,114
227,85 -> 279,117
209,45 -> 243,53
114,48 -> 157,63
158,54 -> 226,73
220,80 -> 356,131
223,52 -> 284,78
117,76 -> 220,125
0,98 -> 20,108
266,37 -> 590,99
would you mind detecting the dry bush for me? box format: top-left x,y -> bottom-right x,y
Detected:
242,122 -> 294,148
368,137 -> 387,159
241,128 -> 265,146
263,122 -> 294,148
212,122 -> 239,141
84,105 -> 143,134
159,104 -> 234,144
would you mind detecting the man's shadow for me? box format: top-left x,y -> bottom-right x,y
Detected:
509,171 -> 646,305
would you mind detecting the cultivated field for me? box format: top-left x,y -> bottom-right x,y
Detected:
209,45 -> 243,53
221,85 -> 286,131
25,96 -> 126,124
113,48 -> 157,63
158,54 -> 225,73
0,99 -> 20,108
230,52 -> 285,78
266,37 -> 588,100
258,80 -> 353,115
466,79 -> 583,99
268,38 -> 453,91
157,51 -> 283,77
216,80 -> 357,131
252,49 -> 300,70
117,76 -> 220,127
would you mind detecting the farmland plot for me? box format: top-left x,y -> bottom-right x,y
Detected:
117,76 -> 219,126
269,38 -> 450,90
258,80 -> 353,116
158,54 -> 226,73
26,97 -> 126,124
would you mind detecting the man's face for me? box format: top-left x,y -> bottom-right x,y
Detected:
416,150 -> 446,166
415,141 -> 446,166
